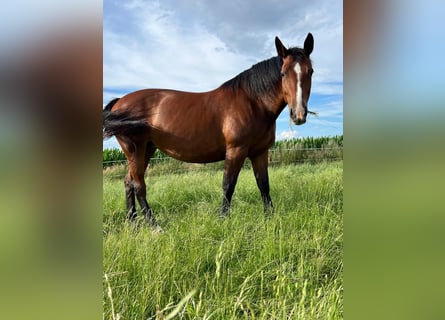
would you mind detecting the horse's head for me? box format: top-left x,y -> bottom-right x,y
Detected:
275,33 -> 314,125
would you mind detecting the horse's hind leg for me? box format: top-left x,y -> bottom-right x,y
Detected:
124,171 -> 137,221
118,137 -> 138,221
119,138 -> 157,226
142,143 -> 157,225
128,142 -> 157,226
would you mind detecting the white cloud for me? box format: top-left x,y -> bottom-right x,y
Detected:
278,130 -> 300,140
104,1 -> 251,93
104,1 -> 342,92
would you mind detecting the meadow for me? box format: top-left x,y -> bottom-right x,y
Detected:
103,160 -> 343,319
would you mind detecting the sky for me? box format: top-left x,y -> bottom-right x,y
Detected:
103,0 -> 343,149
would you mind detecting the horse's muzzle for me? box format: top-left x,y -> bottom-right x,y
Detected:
290,108 -> 306,125
293,117 -> 306,125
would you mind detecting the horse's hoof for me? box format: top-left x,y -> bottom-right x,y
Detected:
151,225 -> 164,235
127,212 -> 138,221
219,212 -> 230,219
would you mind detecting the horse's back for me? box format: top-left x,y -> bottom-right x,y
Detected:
114,88 -> 228,162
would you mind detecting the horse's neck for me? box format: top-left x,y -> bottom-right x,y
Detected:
258,83 -> 287,119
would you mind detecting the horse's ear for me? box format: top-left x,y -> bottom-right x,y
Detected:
275,36 -> 288,58
304,33 -> 314,56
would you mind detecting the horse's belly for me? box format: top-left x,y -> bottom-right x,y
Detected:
162,148 -> 226,163
158,144 -> 226,163
152,133 -> 226,163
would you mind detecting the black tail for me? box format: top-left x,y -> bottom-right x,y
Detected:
103,98 -> 148,139
104,97 -> 120,112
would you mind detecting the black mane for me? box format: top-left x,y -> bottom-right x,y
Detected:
220,47 -> 306,99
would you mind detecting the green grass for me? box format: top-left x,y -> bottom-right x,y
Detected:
103,161 -> 343,319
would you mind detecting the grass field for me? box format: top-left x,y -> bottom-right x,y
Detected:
103,161 -> 343,319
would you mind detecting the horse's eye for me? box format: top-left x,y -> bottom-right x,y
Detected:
309,69 -> 314,76
280,72 -> 285,77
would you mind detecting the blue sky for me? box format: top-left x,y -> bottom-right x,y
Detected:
103,0 -> 343,149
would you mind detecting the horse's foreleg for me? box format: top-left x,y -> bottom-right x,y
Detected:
221,147 -> 247,215
250,151 -> 273,214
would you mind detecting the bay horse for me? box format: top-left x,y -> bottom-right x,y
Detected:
103,33 -> 314,226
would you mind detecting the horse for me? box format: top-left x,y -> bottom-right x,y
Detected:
103,33 -> 314,226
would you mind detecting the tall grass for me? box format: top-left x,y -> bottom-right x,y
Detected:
271,135 -> 343,164
103,148 -> 127,167
103,161 -> 343,319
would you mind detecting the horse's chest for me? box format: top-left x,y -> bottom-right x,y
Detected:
226,121 -> 275,156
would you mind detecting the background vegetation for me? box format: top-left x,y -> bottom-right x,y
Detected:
103,135 -> 343,168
